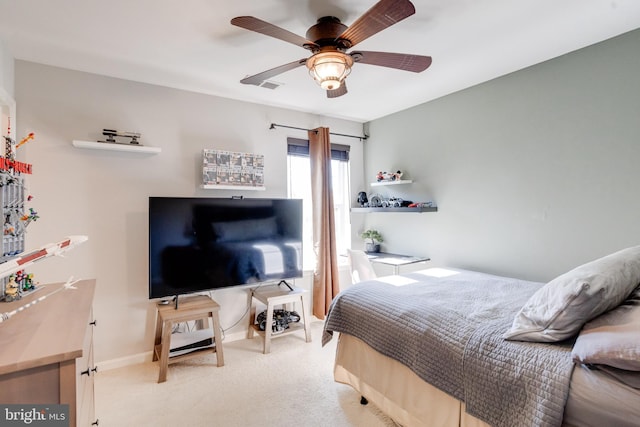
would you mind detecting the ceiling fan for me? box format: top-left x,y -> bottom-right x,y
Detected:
230,0 -> 432,98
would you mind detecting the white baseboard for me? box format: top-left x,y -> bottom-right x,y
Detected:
97,351 -> 154,371
96,329 -> 251,371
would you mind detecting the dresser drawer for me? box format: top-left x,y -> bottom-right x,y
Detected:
0,280 -> 97,427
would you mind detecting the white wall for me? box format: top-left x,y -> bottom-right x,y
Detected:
0,40 -> 15,141
0,39 -> 14,99
15,61 -> 364,364
362,28 -> 640,283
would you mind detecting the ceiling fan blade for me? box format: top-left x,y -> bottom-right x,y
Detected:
327,82 -> 348,98
351,51 -> 431,72
337,0 -> 416,48
231,16 -> 317,49
240,59 -> 308,86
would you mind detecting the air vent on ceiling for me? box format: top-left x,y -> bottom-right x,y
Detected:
259,81 -> 281,90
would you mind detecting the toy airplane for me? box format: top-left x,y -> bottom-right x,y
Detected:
99,129 -> 141,145
0,235 -> 88,281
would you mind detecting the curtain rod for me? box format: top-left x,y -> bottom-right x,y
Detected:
269,123 -> 368,141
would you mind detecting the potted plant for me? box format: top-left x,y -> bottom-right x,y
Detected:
361,229 -> 383,253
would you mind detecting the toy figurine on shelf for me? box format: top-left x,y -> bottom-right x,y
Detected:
14,270 -> 25,285
3,221 -> 15,236
11,197 -> 40,236
4,276 -> 20,301
20,207 -> 39,228
14,269 -> 36,293
22,272 -> 36,293
376,170 -> 404,182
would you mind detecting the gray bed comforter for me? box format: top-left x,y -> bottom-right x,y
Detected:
322,268 -> 575,427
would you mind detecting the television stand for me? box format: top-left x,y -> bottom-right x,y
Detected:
276,280 -> 294,291
153,295 -> 224,383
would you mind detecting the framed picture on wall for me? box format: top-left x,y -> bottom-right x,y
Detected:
202,149 -> 265,190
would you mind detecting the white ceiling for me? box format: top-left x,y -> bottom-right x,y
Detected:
1,0 -> 639,123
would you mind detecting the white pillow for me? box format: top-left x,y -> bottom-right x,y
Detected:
504,246 -> 640,342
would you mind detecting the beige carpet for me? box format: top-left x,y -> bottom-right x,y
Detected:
95,321 -> 399,426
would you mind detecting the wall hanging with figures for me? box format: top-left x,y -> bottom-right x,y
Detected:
202,149 -> 265,190
1,116 -> 39,301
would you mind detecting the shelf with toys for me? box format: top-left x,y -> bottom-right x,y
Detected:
371,170 -> 411,187
370,179 -> 413,187
72,128 -> 161,154
351,205 -> 437,213
72,140 -> 161,154
354,169 -> 437,214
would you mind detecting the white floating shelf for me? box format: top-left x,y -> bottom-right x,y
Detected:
370,179 -> 413,187
201,184 -> 266,191
351,206 -> 437,213
72,140 -> 161,154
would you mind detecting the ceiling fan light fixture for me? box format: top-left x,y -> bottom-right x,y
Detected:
306,51 -> 353,91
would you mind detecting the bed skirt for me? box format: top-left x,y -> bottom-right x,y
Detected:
334,332 -> 490,427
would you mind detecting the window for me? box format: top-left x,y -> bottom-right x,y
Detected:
287,138 -> 351,270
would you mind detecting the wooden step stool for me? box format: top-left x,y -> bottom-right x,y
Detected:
247,284 -> 312,354
153,295 -> 224,383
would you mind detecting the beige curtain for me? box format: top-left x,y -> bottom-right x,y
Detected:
309,127 -> 340,319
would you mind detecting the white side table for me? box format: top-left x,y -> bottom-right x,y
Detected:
247,283 -> 312,353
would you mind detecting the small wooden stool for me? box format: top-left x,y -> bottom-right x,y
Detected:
247,284 -> 312,354
153,295 -> 224,383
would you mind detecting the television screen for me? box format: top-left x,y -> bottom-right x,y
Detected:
149,197 -> 303,299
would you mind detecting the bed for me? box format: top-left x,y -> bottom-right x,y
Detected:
323,246 -> 640,427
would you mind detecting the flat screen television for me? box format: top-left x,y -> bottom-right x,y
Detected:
149,197 -> 303,300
